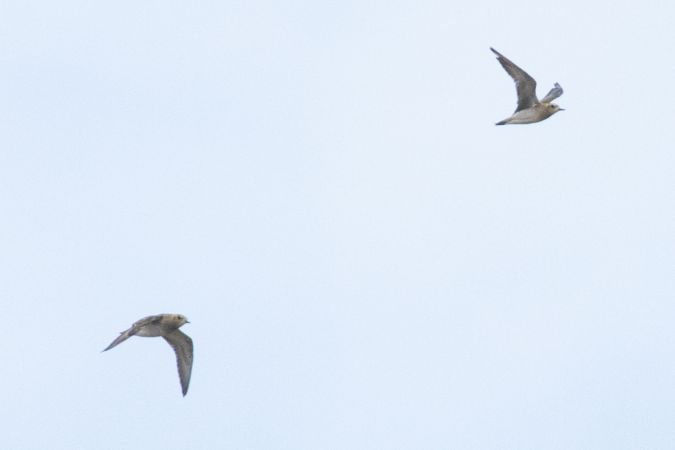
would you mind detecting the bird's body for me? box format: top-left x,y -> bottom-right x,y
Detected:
103,314 -> 193,396
491,47 -> 564,125
495,103 -> 560,125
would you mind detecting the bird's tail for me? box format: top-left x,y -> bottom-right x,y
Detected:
495,120 -> 507,125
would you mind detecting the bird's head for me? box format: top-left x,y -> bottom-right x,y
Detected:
173,314 -> 190,326
548,103 -> 564,114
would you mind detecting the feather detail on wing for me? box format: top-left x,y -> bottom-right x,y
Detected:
163,330 -> 194,396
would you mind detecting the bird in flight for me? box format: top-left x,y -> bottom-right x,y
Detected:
491,47 -> 564,125
103,314 -> 193,396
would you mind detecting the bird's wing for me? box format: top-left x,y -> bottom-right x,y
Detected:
163,330 -> 194,396
131,314 -> 165,329
102,315 -> 164,352
102,328 -> 135,351
541,82 -> 563,103
491,48 -> 538,112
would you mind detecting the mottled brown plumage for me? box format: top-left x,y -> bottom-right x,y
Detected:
491,47 -> 564,125
103,314 -> 193,396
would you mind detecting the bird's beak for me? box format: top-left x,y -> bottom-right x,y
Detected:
559,108 -> 565,111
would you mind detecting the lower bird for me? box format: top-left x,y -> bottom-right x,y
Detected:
103,314 -> 193,396
491,47 -> 564,125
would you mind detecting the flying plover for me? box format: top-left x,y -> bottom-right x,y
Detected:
103,314 -> 193,396
491,47 -> 564,125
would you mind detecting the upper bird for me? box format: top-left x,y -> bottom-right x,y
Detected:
491,47 -> 564,125
103,314 -> 193,396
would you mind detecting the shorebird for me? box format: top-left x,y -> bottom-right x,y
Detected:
491,47 -> 564,125
103,314 -> 193,396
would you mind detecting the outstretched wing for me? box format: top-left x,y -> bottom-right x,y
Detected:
102,315 -> 164,352
541,82 -> 563,103
163,330 -> 194,396
102,329 -> 135,351
491,47 -> 538,112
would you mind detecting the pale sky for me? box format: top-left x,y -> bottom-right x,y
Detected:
3,1 -> 675,449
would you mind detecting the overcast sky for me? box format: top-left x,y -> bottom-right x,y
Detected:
3,1 -> 675,449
